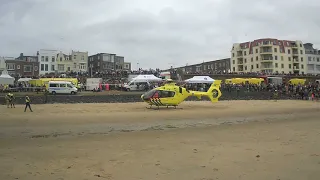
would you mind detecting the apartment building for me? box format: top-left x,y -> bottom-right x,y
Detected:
304,43 -> 320,74
177,58 -> 231,74
56,52 -> 72,73
5,59 -> 39,77
231,38 -> 308,74
70,50 -> 88,73
88,53 -> 131,76
38,49 -> 59,75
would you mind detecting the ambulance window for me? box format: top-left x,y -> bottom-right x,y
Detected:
60,84 -> 66,88
179,87 -> 182,93
67,84 -> 73,88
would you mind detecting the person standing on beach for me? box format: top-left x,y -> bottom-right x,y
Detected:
24,95 -> 33,112
9,93 -> 15,108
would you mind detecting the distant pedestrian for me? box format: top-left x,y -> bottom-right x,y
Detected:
24,95 -> 33,112
9,93 -> 15,108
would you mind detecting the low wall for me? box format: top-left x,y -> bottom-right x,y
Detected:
0,91 -> 292,105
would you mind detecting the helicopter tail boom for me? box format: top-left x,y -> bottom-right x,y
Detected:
189,80 -> 222,103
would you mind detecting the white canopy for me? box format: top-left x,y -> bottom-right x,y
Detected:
0,70 -> 14,85
18,78 -> 32,82
185,76 -> 215,83
131,74 -> 162,82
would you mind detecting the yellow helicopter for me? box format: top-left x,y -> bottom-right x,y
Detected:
141,79 -> 222,109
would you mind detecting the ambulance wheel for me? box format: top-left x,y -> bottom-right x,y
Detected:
126,88 -> 130,91
52,91 -> 56,95
71,91 -> 75,95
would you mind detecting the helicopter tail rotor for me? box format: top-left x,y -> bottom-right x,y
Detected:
206,80 -> 222,103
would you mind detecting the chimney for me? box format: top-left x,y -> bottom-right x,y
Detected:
37,51 -> 39,56
20,53 -> 23,58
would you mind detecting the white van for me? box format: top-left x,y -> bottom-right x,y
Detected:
124,81 -> 151,91
48,81 -> 78,95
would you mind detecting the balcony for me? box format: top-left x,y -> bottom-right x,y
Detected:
260,42 -> 272,47
237,65 -> 244,71
260,65 -> 273,70
261,56 -> 273,63
237,60 -> 243,65
237,50 -> 243,57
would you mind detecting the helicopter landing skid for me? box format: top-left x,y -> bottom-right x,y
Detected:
146,105 -> 180,110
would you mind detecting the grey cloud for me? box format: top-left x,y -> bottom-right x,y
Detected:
0,0 -> 320,69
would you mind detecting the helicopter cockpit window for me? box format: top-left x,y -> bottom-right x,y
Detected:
142,89 -> 157,99
158,90 -> 175,98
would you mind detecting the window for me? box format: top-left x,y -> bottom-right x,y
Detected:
80,63 -> 85,70
275,56 -> 278,60
251,65 -> 253,69
67,67 -> 71,71
73,55 -> 77,60
301,57 -> 303,62
49,83 -> 58,87
52,56 -> 55,62
288,49 -> 291,54
245,66 -> 247,70
59,84 -> 67,88
34,66 -> 38,71
232,53 -> 234,57
288,57 -> 291,61
256,64 -> 259,68
251,58 -> 253,62
67,84 -> 73,88
275,63 -> 278,68
255,49 -> 258,53
45,64 -> 48,71
24,65 -> 32,72
300,50 -> 303,54
41,64 -> 44,71
256,56 -> 258,61
308,57 -> 312,61
289,64 -> 292,69
281,56 -> 283,61
233,67 -> 235,71
17,65 -> 20,69
60,57 -> 62,61
244,59 -> 247,63
51,65 -> 55,71
58,64 -> 65,71
158,90 -> 175,98
317,58 -> 320,62
281,64 -> 284,68
300,44 -> 302,47
301,64 -> 304,69
74,63 -> 77,68
6,63 -> 15,70
232,60 -> 235,64
274,48 -> 277,53
45,56 -> 48,62
41,56 -> 44,62
81,56 -> 84,60
244,51 -> 247,56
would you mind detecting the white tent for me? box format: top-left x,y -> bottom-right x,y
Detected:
185,76 -> 215,83
0,70 -> 14,85
132,74 -> 162,82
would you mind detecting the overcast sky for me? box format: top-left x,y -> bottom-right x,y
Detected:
0,0 -> 319,70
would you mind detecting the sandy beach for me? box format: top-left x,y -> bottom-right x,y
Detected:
1,100 -> 320,180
